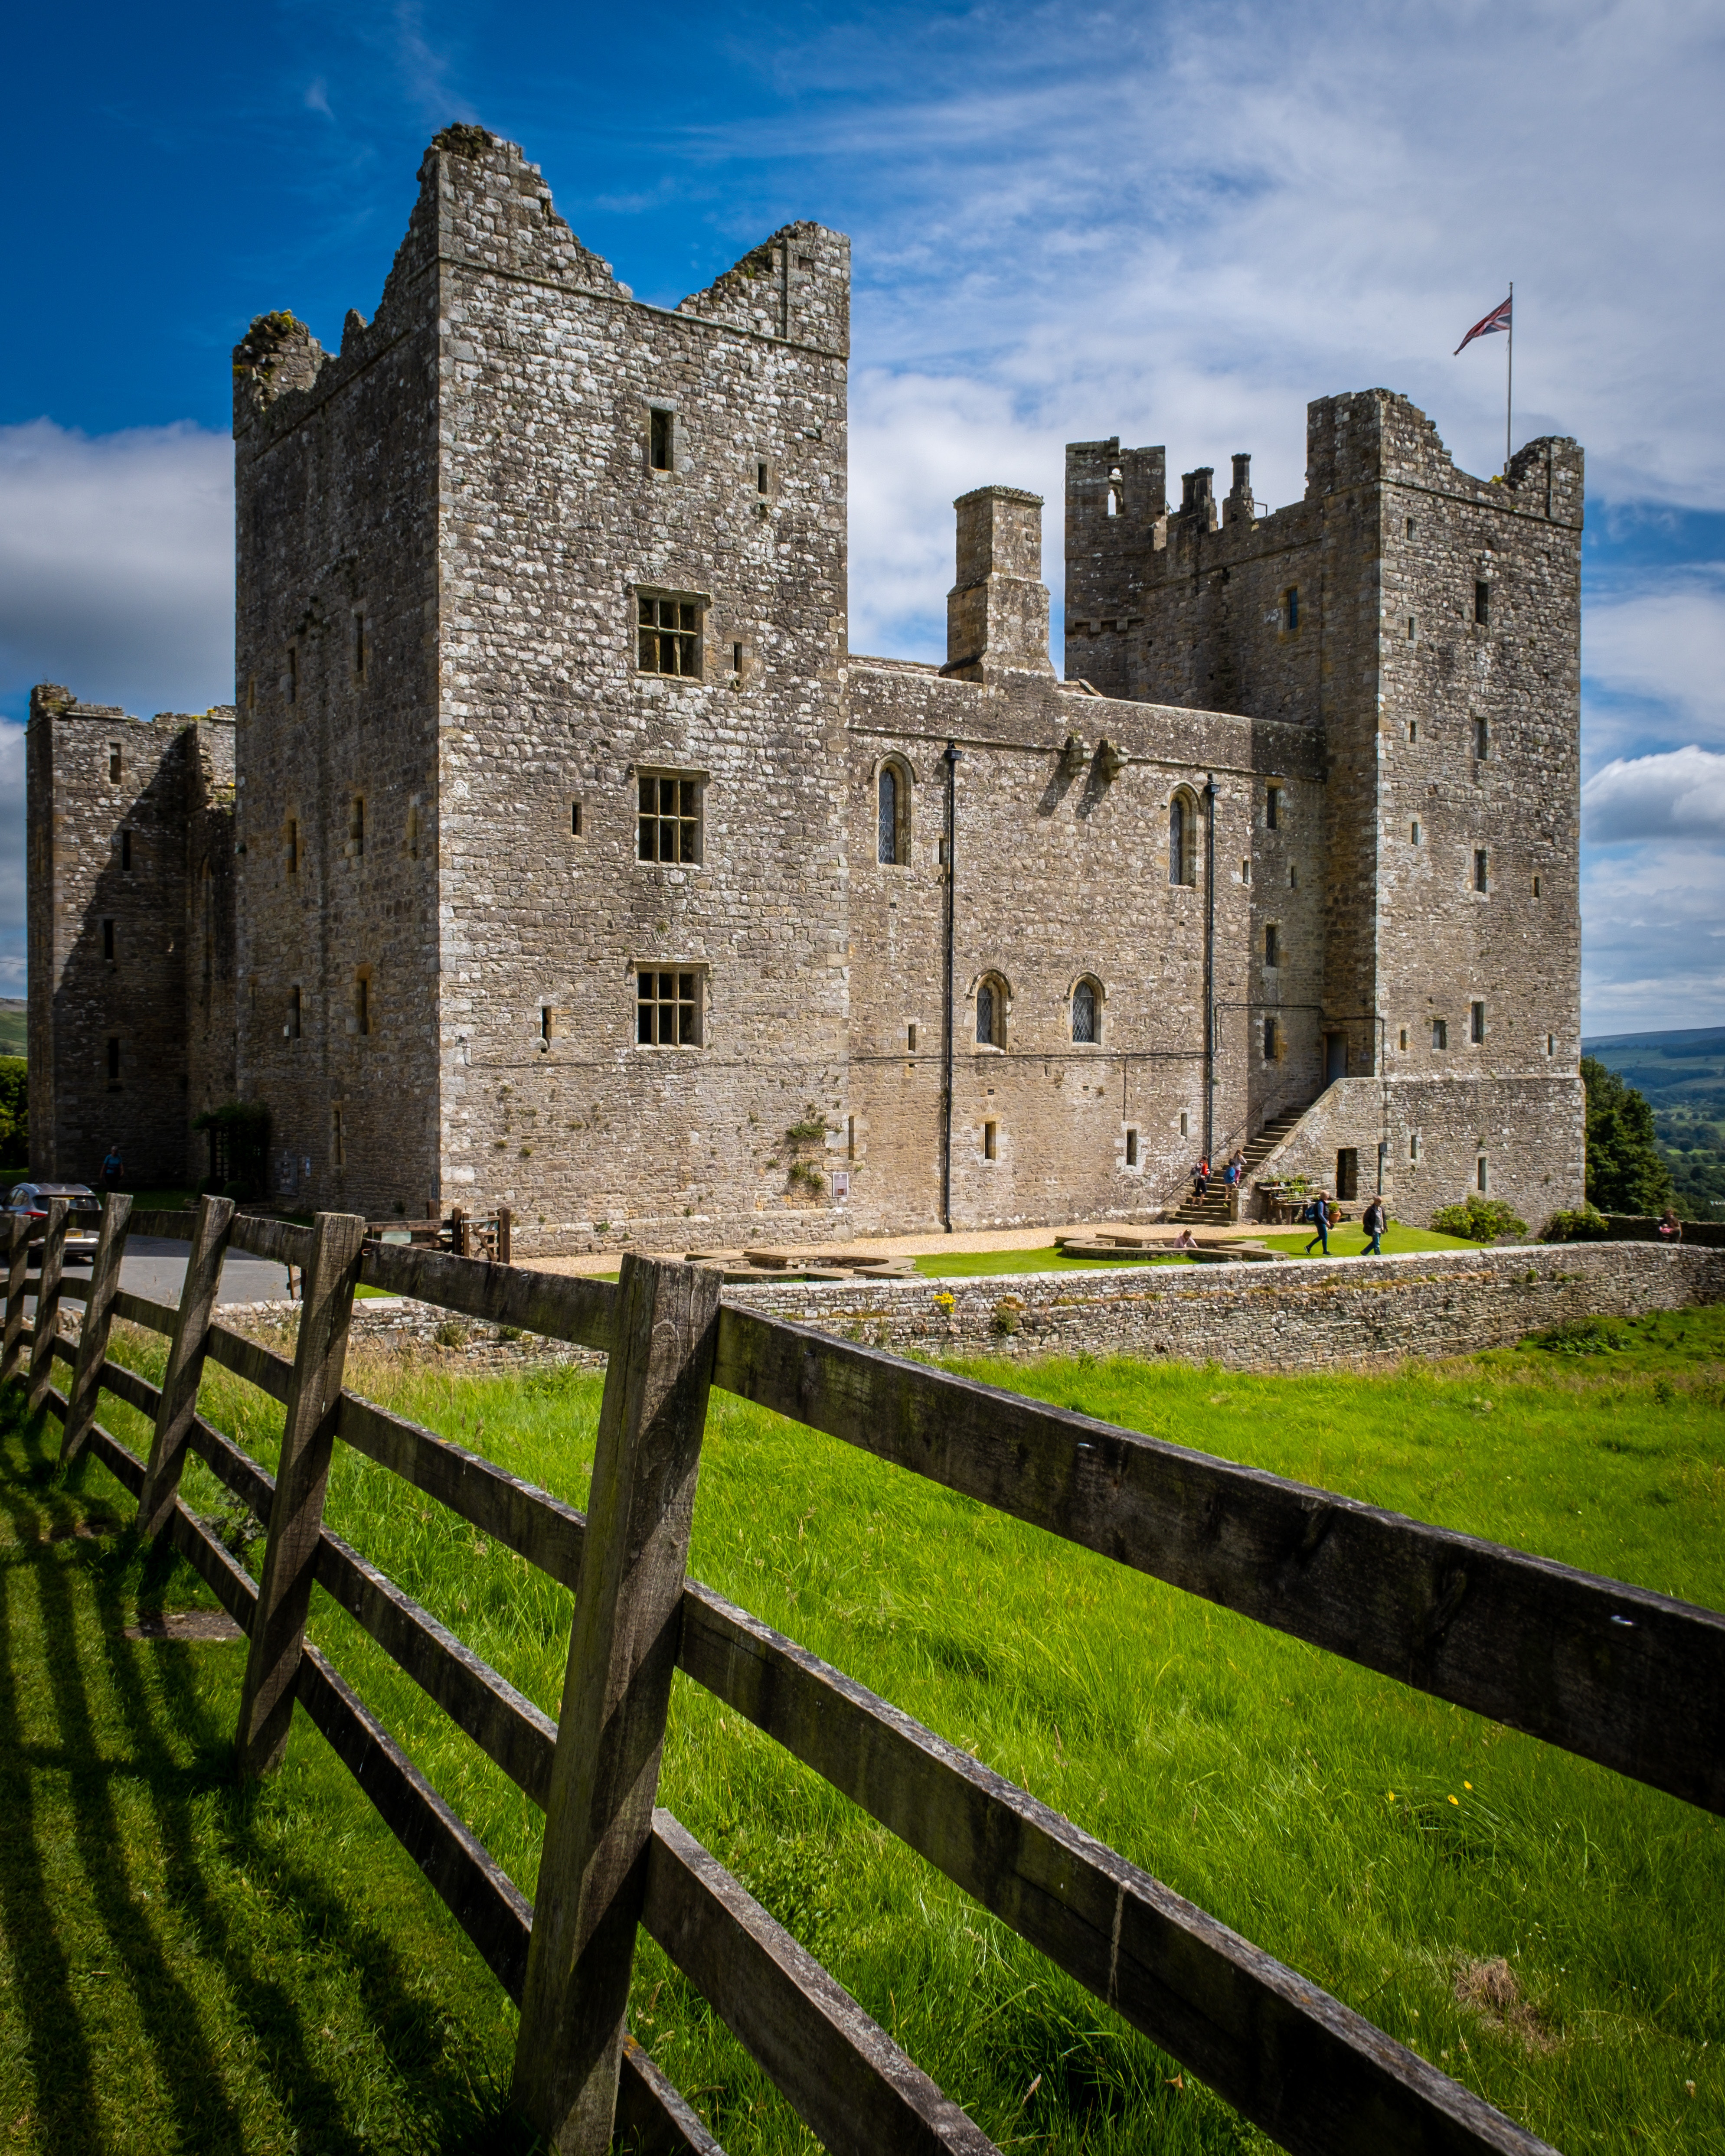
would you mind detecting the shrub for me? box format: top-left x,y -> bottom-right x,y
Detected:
1542,1202 -> 1610,1243
1529,1316 -> 1628,1356
1581,1056 -> 1675,1214
1431,1195 -> 1529,1243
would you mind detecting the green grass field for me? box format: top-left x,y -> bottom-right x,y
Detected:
3,1308 -> 1722,2152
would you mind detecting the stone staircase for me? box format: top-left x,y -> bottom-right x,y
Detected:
1168,1103 -> 1313,1226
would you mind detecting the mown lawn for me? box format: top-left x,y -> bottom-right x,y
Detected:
1,1306 -> 1722,2152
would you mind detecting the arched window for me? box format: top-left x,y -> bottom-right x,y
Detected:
875,757 -> 911,865
1072,977 -> 1100,1044
1169,791 -> 1197,887
976,974 -> 1007,1049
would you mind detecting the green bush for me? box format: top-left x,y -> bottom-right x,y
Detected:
0,1057 -> 26,1157
1430,1194 -> 1530,1243
1529,1315 -> 1628,1356
1542,1201 -> 1611,1242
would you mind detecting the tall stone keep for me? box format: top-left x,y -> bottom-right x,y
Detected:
26,127 -> 1585,1243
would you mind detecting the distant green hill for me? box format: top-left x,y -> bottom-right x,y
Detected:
1583,1027 -> 1725,1218
0,1003 -> 23,1060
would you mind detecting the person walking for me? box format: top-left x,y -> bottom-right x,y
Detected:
1362,1193 -> 1386,1256
1192,1156 -> 1211,1203
1303,1189 -> 1331,1256
100,1142 -> 125,1191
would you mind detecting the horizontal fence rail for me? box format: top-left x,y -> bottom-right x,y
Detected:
10,1195 -> 1714,2153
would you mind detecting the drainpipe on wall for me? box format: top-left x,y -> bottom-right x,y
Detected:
1202,773 -> 1217,1164
940,742 -> 962,1232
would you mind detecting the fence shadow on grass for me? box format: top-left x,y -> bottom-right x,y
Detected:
0,1392 -> 528,2155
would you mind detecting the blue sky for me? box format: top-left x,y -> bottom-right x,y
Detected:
3,0 -> 1722,1027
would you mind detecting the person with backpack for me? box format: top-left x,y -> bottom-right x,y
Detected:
1303,1189 -> 1331,1256
1362,1193 -> 1387,1256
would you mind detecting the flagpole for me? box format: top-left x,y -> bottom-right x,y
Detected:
1505,280 -> 1513,473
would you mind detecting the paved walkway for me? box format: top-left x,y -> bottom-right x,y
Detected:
118,1236 -> 291,1307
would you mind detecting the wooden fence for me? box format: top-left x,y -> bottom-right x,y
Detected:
7,1191 -> 1722,2155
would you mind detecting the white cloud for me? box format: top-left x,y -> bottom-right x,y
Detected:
1581,570 -> 1725,761
1583,745 -> 1725,843
0,419 -> 233,721
1581,836 -> 1725,1032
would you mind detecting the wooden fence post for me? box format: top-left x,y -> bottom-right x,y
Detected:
1,1212 -> 31,1386
234,1210 -> 368,1780
25,1201 -> 70,1417
136,1194 -> 236,1540
511,1255 -> 721,2154
60,1193 -> 133,1465
497,1206 -> 511,1265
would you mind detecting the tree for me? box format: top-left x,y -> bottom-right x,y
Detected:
1581,1055 -> 1675,1215
0,1057 -> 26,1161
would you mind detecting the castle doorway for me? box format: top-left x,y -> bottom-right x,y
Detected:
1324,1031 -> 1348,1086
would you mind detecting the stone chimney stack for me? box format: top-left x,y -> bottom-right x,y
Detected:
945,486 -> 1054,678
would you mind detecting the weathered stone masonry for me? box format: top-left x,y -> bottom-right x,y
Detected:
29,126 -> 1585,1245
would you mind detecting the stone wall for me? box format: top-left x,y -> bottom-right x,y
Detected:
214,1239 -> 1723,1380
26,689 -> 234,1186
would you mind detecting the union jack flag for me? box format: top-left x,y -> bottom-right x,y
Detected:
1455,295 -> 1512,355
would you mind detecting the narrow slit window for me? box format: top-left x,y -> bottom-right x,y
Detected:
637,773 -> 702,863
1532,873 -> 1541,897
1477,1155 -> 1490,1192
1432,1018 -> 1448,1050
1284,587 -> 1300,633
1124,1128 -> 1138,1168
353,612 -> 366,679
976,976 -> 1007,1049
1474,848 -> 1489,893
983,1120 -> 998,1161
1474,715 -> 1490,759
847,1116 -> 856,1161
649,408 -> 674,471
1407,615 -> 1417,640
1265,783 -> 1281,831
1547,1032 -> 1555,1056
1408,719 -> 1418,743
732,642 -> 743,674
288,985 -> 301,1039
1471,1000 -> 1487,1044
571,801 -> 582,837
107,1037 -> 121,1083
1263,1016 -> 1279,1061
1179,1110 -> 1189,1138
288,646 -> 298,703
102,919 -> 114,962
1399,1027 -> 1409,1050
1409,1131 -> 1420,1162
286,818 -> 299,873
756,460 -> 769,494
1264,923 -> 1280,968
637,969 -> 702,1047
541,1005 -> 555,1044
637,592 -> 703,677
356,973 -> 371,1037
349,796 -> 365,858
1241,857 -> 1251,883
108,743 -> 122,782
1474,580 -> 1490,627
332,1104 -> 345,1168
876,766 -> 899,865
907,1022 -> 918,1053
1410,819 -> 1421,845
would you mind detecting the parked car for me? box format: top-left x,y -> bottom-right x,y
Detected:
4,1183 -> 104,1263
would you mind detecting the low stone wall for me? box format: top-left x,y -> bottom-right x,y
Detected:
212,1239 -> 1725,1378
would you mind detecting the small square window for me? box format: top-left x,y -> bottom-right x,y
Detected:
638,773 -> 702,863
637,591 -> 704,677
649,408 -> 674,471
637,969 -> 702,1047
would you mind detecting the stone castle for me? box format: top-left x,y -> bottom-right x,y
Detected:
27,125 -> 1585,1246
